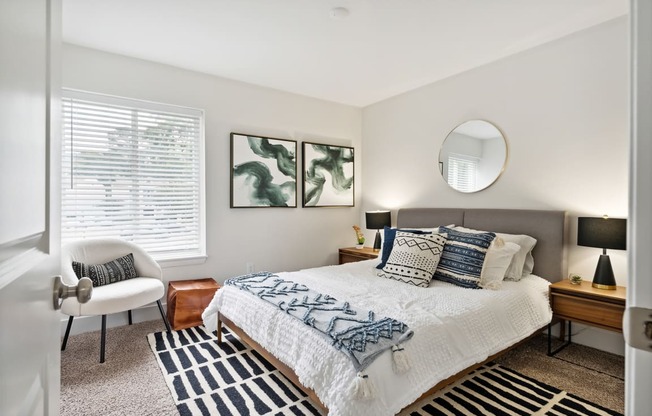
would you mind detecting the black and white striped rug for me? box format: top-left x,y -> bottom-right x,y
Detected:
147,326 -> 622,416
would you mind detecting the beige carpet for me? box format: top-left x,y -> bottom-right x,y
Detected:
61,320 -> 624,415
61,320 -> 176,416
495,335 -> 624,413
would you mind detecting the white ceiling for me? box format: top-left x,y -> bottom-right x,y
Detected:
62,0 -> 628,107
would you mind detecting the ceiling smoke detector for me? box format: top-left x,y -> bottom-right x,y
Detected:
330,7 -> 350,19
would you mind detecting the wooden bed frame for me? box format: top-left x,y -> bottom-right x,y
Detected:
216,208 -> 567,414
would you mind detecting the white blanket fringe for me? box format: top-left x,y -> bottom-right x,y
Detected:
352,345 -> 410,399
350,372 -> 376,400
391,344 -> 411,374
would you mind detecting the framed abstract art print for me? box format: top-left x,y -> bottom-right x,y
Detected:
302,142 -> 354,207
230,133 -> 297,208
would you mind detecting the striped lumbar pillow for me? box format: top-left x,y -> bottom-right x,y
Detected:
434,226 -> 496,289
72,253 -> 138,287
377,231 -> 447,287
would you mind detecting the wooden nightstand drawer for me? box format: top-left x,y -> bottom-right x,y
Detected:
551,292 -> 624,331
547,279 -> 626,356
549,280 -> 626,333
338,247 -> 379,265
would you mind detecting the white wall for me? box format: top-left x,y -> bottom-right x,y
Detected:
61,44 -> 362,332
362,17 -> 629,354
61,19 -> 630,354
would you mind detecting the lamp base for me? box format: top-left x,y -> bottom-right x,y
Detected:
592,282 -> 617,290
592,254 -> 617,290
373,230 -> 382,252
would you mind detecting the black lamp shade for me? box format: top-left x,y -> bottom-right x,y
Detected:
365,211 -> 391,230
577,216 -> 626,290
577,217 -> 626,250
366,211 -> 391,252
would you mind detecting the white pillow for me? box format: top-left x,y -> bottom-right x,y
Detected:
377,231 -> 447,288
502,234 -> 537,280
478,241 -> 521,290
453,226 -> 537,281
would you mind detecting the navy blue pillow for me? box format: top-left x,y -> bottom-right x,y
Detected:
376,226 -> 432,269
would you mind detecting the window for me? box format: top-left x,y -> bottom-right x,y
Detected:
61,90 -> 205,263
447,154 -> 478,192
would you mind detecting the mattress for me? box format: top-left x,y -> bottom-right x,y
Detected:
203,259 -> 552,416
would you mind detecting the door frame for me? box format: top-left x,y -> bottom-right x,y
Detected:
626,0 -> 652,414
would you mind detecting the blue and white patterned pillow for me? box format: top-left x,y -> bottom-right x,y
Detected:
377,231 -> 447,287
434,226 -> 496,289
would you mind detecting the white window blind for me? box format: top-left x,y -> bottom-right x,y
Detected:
447,154 -> 478,193
61,90 -> 205,261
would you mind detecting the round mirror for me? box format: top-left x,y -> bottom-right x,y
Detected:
438,120 -> 508,193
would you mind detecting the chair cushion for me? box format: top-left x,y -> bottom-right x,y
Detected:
72,253 -> 138,287
61,277 -> 165,316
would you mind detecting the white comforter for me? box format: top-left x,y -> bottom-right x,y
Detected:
203,260 -> 552,416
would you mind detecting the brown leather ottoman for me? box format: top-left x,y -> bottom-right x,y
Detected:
167,278 -> 220,330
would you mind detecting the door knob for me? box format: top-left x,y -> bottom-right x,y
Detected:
53,275 -> 93,310
623,307 -> 652,352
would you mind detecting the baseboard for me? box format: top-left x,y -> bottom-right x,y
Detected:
549,322 -> 625,356
570,324 -> 625,356
59,302 -> 167,337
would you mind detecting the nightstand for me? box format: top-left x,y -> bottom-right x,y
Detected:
338,247 -> 379,265
167,278 -> 221,330
547,279 -> 626,355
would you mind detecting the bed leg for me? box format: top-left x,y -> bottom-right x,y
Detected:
217,313 -> 222,344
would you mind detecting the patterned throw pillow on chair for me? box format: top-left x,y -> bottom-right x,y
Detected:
72,253 -> 138,287
377,231 -> 448,287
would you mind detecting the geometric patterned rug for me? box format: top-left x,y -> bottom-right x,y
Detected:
147,326 -> 623,416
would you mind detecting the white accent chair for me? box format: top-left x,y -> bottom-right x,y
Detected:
60,238 -> 171,363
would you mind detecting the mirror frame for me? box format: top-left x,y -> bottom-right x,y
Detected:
438,120 -> 508,193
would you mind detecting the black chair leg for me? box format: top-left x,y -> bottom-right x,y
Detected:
128,310 -> 133,325
61,316 -> 74,351
156,300 -> 171,332
100,315 -> 107,363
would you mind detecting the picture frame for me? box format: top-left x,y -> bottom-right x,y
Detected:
302,141 -> 354,207
230,133 -> 297,208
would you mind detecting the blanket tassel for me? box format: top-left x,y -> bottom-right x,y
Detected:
392,344 -> 411,375
350,372 -> 375,400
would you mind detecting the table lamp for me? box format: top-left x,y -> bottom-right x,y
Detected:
366,210 -> 391,252
577,216 -> 626,290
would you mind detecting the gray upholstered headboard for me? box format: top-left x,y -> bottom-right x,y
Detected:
396,208 -> 567,282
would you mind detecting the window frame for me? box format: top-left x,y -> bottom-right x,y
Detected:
61,89 -> 206,267
447,153 -> 479,193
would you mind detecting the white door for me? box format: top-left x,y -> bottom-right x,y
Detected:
0,0 -> 62,415
626,0 -> 652,414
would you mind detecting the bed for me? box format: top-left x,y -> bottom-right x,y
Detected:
203,208 -> 567,415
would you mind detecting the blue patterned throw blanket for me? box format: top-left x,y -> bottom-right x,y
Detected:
225,272 -> 414,375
